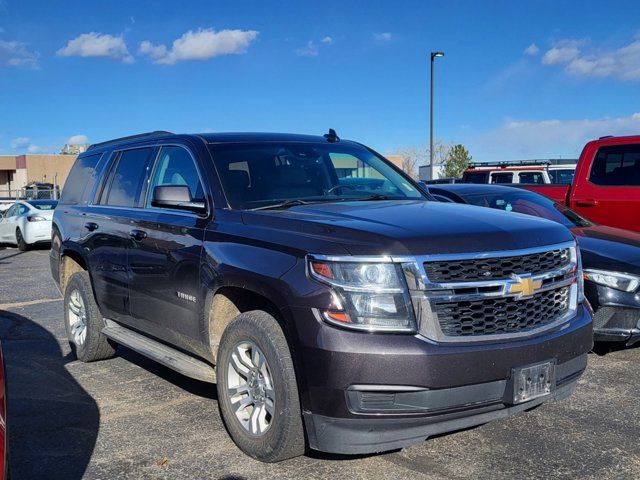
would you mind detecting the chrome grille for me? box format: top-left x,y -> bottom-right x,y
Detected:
405,241 -> 579,342
435,286 -> 570,337
424,248 -> 571,283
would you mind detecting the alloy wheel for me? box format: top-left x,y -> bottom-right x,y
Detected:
227,341 -> 275,436
67,289 -> 87,346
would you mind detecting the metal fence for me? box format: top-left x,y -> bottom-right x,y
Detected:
0,186 -> 60,206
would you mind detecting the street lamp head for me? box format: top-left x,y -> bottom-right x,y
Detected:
431,51 -> 445,59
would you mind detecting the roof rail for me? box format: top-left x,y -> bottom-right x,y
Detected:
468,160 -> 552,169
599,135 -> 614,140
87,131 -> 174,151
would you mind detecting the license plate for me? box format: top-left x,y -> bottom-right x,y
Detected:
513,361 -> 555,404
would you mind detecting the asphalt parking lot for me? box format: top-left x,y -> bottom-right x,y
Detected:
1,247 -> 639,480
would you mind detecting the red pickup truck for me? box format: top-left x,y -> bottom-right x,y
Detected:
520,135 -> 640,232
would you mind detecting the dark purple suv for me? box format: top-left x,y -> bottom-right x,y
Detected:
51,131 -> 592,462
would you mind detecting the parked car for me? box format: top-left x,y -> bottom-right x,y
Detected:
519,135 -> 640,232
428,183 -> 639,346
51,130 -> 591,462
462,162 -> 576,185
0,200 -> 57,250
421,177 -> 459,184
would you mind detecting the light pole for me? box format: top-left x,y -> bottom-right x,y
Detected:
430,51 -> 444,180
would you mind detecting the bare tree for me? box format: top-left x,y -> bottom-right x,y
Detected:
396,146 -> 426,179
429,139 -> 449,168
395,140 -> 449,179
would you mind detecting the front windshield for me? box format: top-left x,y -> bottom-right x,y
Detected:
208,142 -> 425,209
463,190 -> 592,228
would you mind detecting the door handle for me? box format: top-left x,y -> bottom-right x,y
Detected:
129,229 -> 148,241
84,222 -> 99,231
575,198 -> 598,207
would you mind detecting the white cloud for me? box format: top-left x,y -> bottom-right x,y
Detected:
139,28 -> 258,65
0,40 -> 39,68
523,43 -> 539,56
541,39 -> 584,66
10,137 -> 40,153
295,41 -> 318,57
57,32 -> 134,63
542,37 -> 640,81
67,134 -> 89,145
471,113 -> 640,158
321,36 -> 333,44
374,32 -> 392,42
10,137 -> 31,149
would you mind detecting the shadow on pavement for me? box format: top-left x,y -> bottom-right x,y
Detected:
117,346 -> 218,400
0,250 -> 27,264
0,309 -> 99,480
591,341 -> 640,356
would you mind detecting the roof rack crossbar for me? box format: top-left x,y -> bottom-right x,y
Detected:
468,160 -> 552,168
87,131 -> 174,151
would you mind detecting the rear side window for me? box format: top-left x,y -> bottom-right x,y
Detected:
518,172 -> 544,184
590,145 -> 640,186
462,171 -> 488,183
491,172 -> 513,184
147,146 -> 205,207
549,169 -> 575,184
102,148 -> 154,207
58,153 -> 103,205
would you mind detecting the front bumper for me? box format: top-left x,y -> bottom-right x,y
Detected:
289,304 -> 592,454
587,282 -> 640,346
305,372 -> 581,454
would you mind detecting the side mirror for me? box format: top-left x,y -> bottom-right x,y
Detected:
151,185 -> 207,214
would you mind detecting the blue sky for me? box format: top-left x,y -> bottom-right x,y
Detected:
1,0 -> 640,160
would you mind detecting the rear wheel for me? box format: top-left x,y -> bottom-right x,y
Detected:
217,310 -> 305,462
15,228 -> 28,251
64,271 -> 116,362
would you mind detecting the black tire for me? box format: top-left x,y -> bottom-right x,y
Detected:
16,229 -> 28,251
217,310 -> 305,462
64,271 -> 116,362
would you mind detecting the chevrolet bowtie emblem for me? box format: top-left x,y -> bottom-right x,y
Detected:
508,275 -> 542,297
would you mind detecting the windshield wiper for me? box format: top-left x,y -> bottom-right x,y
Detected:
250,199 -> 312,211
351,194 -> 392,201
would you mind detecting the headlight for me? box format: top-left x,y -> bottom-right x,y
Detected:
583,269 -> 640,292
308,257 -> 416,332
27,215 -> 47,222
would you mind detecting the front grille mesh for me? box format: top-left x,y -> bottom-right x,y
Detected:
424,248 -> 570,283
435,287 -> 570,337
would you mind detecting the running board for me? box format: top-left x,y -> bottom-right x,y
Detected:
102,320 -> 216,383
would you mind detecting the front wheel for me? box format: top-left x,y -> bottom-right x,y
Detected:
216,310 -> 305,462
16,228 -> 28,251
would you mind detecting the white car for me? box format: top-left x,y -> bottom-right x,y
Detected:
0,200 -> 57,250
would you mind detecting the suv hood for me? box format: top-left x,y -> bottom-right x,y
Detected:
241,200 -> 573,256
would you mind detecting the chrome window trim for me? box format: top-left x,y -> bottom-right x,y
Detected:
87,142 -> 211,218
143,143 -> 210,216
